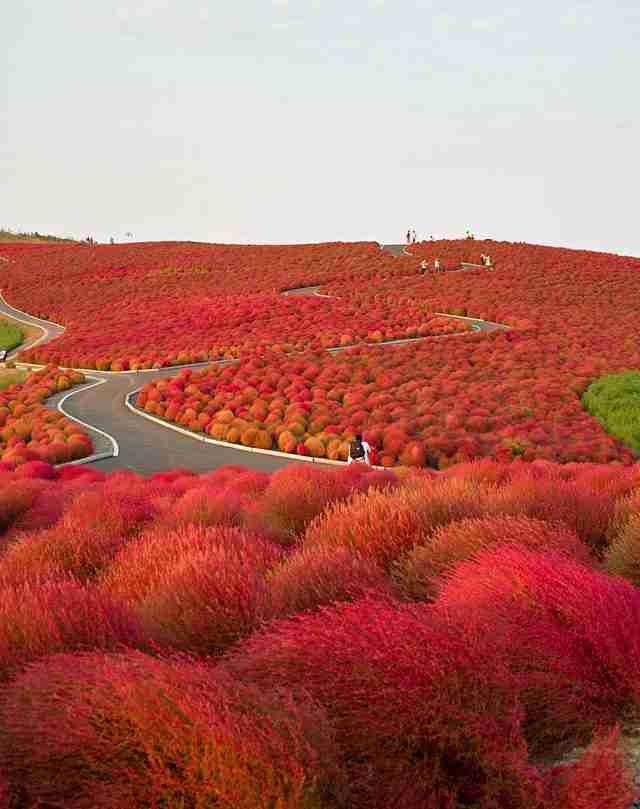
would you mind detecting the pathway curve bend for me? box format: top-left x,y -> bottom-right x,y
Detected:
0,245 -> 509,474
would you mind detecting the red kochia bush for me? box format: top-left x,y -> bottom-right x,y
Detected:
221,598 -> 544,808
0,514 -> 134,586
435,546 -> 640,751
135,544 -> 276,656
265,545 -> 393,619
489,476 -> 617,555
0,579 -> 146,682
245,464 -> 354,544
100,524 -> 282,607
0,479 -> 46,534
164,485 -> 246,529
544,726 -> 637,809
0,650 -> 346,809
605,514 -> 640,584
12,459 -> 57,479
303,477 -> 495,568
393,515 -> 593,601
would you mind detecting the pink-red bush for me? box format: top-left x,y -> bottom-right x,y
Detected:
303,477 -> 495,568
221,598 -> 544,808
245,464 -> 355,544
543,726 -> 637,809
0,578 -> 146,681
163,485 -> 247,529
0,650 -> 346,809
435,546 -> 640,752
605,513 -> 640,585
135,545 -> 273,656
488,475 -> 617,554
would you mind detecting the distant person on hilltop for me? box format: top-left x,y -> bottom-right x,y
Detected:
348,433 -> 372,465
406,229 -> 411,244
434,258 -> 441,272
412,229 -> 417,244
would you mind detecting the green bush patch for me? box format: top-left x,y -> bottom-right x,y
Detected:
582,370 -> 640,456
0,369 -> 28,390
0,320 -> 24,352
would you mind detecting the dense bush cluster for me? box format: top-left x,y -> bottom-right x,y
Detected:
137,325 -> 638,466
5,237 -> 640,465
0,458 -> 638,806
0,365 -> 93,466
6,241 -> 436,367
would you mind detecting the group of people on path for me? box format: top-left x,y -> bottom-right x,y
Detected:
85,237 -> 117,246
419,253 -> 492,274
420,258 -> 442,273
407,228 -> 477,246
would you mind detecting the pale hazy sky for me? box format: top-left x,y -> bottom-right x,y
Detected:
3,1 -> 640,254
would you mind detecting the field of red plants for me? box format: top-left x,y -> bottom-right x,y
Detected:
0,458 -> 638,807
129,238 -> 639,467
3,241 -> 431,367
137,330 -> 638,467
0,366 -> 93,466
3,237 -> 640,466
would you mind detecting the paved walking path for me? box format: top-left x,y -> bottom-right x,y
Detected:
0,246 -> 508,474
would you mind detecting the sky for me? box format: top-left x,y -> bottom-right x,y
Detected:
2,1 -> 640,255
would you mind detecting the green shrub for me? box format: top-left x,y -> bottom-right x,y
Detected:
0,320 -> 23,352
0,370 -> 27,390
582,371 -> 640,456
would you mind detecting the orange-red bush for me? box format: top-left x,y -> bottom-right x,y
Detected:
303,477 -> 496,568
393,515 -> 593,601
265,545 -> 393,619
100,524 -> 282,607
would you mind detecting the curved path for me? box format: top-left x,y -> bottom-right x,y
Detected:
0,246 -> 508,475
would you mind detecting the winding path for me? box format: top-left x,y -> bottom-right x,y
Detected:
0,246 -> 508,474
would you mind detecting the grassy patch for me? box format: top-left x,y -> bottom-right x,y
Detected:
0,369 -> 28,390
582,370 -> 640,456
0,320 -> 24,352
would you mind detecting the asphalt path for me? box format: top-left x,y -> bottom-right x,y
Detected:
0,246 -> 507,474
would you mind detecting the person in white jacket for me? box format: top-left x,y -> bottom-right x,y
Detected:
348,434 -> 372,465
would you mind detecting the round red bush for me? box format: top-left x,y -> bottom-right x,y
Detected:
221,598 -> 543,808
393,515 -> 593,601
0,579 -> 146,682
0,650 -> 346,809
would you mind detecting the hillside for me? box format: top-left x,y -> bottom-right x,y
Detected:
0,228 -> 74,243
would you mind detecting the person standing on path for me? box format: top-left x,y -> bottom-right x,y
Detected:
434,258 -> 441,272
412,229 -> 417,244
406,229 -> 411,244
348,433 -> 372,465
